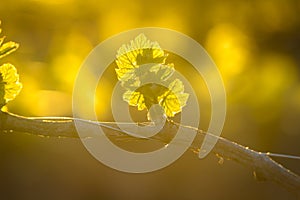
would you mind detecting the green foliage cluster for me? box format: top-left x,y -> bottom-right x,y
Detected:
115,34 -> 189,120
0,23 -> 22,108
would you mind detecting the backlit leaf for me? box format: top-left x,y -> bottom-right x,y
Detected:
116,34 -> 167,82
123,90 -> 147,111
158,79 -> 189,117
115,34 -> 190,119
150,64 -> 174,81
0,41 -> 19,59
0,63 -> 22,107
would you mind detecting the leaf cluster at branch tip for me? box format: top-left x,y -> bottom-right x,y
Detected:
0,22 -> 22,108
115,34 -> 189,120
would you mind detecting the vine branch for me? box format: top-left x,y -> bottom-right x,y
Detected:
0,111 -> 299,196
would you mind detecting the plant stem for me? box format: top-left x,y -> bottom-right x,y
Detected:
0,111 -> 299,196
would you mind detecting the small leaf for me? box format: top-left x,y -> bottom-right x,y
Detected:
0,41 -> 19,59
115,34 -> 190,119
123,90 -> 147,111
115,34 -> 167,82
169,78 -> 185,93
115,67 -> 135,82
0,63 -> 22,107
150,64 -> 174,81
158,79 -> 189,117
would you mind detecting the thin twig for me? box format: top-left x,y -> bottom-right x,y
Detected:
0,111 -> 299,196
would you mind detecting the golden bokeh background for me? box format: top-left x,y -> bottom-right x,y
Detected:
0,0 -> 300,199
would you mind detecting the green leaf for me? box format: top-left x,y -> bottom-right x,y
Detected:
0,63 -> 22,107
150,64 -> 174,81
115,34 -> 190,119
158,79 -> 189,117
123,90 -> 147,111
115,34 -> 167,82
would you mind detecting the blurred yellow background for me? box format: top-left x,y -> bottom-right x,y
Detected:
0,0 -> 300,199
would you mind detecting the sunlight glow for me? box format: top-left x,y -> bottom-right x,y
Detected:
205,24 -> 250,80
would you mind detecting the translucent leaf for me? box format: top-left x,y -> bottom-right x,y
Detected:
168,78 -> 185,94
150,64 -> 174,81
121,77 -> 141,91
115,34 -> 167,82
123,90 -> 146,111
158,79 -> 189,117
0,63 -> 22,107
115,67 -> 135,82
116,34 -> 190,119
0,41 -> 19,59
